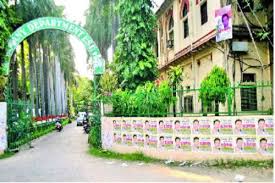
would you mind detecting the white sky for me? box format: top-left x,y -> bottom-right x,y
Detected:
54,0 -> 164,79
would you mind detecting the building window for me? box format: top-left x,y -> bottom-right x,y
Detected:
241,73 -> 257,111
200,1 -> 208,25
167,16 -> 174,48
237,0 -> 254,12
183,19 -> 189,38
182,3 -> 189,38
184,96 -> 193,113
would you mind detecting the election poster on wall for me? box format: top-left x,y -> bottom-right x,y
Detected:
234,118 -> 256,135
234,136 -> 257,153
132,133 -> 144,147
121,119 -> 132,132
174,119 -> 191,135
191,118 -> 211,135
144,119 -> 157,134
257,136 -> 273,155
132,119 -> 143,133
215,5 -> 233,42
212,118 -> 233,135
257,117 -> 273,136
113,119 -> 121,131
144,134 -> 158,148
212,137 -> 234,153
158,119 -> 173,134
103,116 -> 273,157
158,135 -> 173,150
174,136 -> 191,151
113,132 -> 122,144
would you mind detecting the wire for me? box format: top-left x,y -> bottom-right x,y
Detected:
232,0 -> 273,46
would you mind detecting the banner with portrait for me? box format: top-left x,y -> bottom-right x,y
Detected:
215,5 -> 233,42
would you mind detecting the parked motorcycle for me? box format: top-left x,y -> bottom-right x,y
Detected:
55,119 -> 63,132
83,123 -> 91,134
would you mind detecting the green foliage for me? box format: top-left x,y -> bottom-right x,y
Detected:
89,148 -> 159,163
110,81 -> 173,116
89,148 -> 273,169
73,77 -> 94,111
168,66 -> 183,87
88,125 -> 101,148
85,0 -> 116,60
99,71 -> 118,95
199,66 -> 231,108
113,0 -> 158,90
0,152 -> 15,159
254,0 -> 273,42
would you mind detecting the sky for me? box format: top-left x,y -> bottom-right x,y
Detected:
54,0 -> 164,79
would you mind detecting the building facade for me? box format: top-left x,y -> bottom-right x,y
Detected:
156,0 -> 273,115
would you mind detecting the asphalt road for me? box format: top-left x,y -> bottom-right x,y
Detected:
0,122 -> 272,182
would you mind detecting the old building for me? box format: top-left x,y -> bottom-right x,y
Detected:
156,0 -> 273,115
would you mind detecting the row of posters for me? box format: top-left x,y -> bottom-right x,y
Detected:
110,117 -> 273,155
112,117 -> 273,136
112,133 -> 272,155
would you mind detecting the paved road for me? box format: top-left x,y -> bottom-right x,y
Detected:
0,123 -> 272,182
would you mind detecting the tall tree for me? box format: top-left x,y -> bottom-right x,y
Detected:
113,0 -> 158,90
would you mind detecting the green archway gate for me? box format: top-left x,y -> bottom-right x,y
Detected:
2,17 -> 104,149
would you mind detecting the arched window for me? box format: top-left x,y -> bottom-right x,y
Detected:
167,16 -> 174,48
182,3 -> 189,38
182,3 -> 188,18
168,16 -> 174,31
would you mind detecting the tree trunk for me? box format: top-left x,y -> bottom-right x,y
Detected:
172,85 -> 176,117
39,44 -> 45,116
28,40 -> 35,116
34,43 -> 40,116
11,52 -> 18,100
21,42 -> 27,101
42,44 -> 49,117
215,100 -> 219,116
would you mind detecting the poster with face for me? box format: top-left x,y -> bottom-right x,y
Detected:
174,136 -> 191,151
212,118 -> 233,135
212,137 -> 234,153
174,119 -> 191,135
234,137 -> 256,153
257,118 -> 273,136
192,119 -> 210,135
158,119 -> 173,134
257,137 -> 273,155
121,119 -> 132,132
113,132 -> 121,144
215,5 -> 232,42
158,135 -> 173,150
145,119 -> 157,134
132,133 -> 144,147
121,133 -> 132,146
113,119 -> 121,131
144,134 -> 157,148
234,118 -> 256,135
132,119 -> 144,133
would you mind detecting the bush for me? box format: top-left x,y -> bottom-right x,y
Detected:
111,81 -> 174,117
88,125 -> 101,148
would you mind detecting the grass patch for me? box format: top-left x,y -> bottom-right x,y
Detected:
89,147 -> 160,163
0,152 -> 15,160
89,147 -> 273,169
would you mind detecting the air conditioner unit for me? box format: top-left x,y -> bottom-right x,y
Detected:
167,40 -> 174,48
232,41 -> 248,52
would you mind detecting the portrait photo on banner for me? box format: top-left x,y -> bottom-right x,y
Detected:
215,5 -> 232,42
